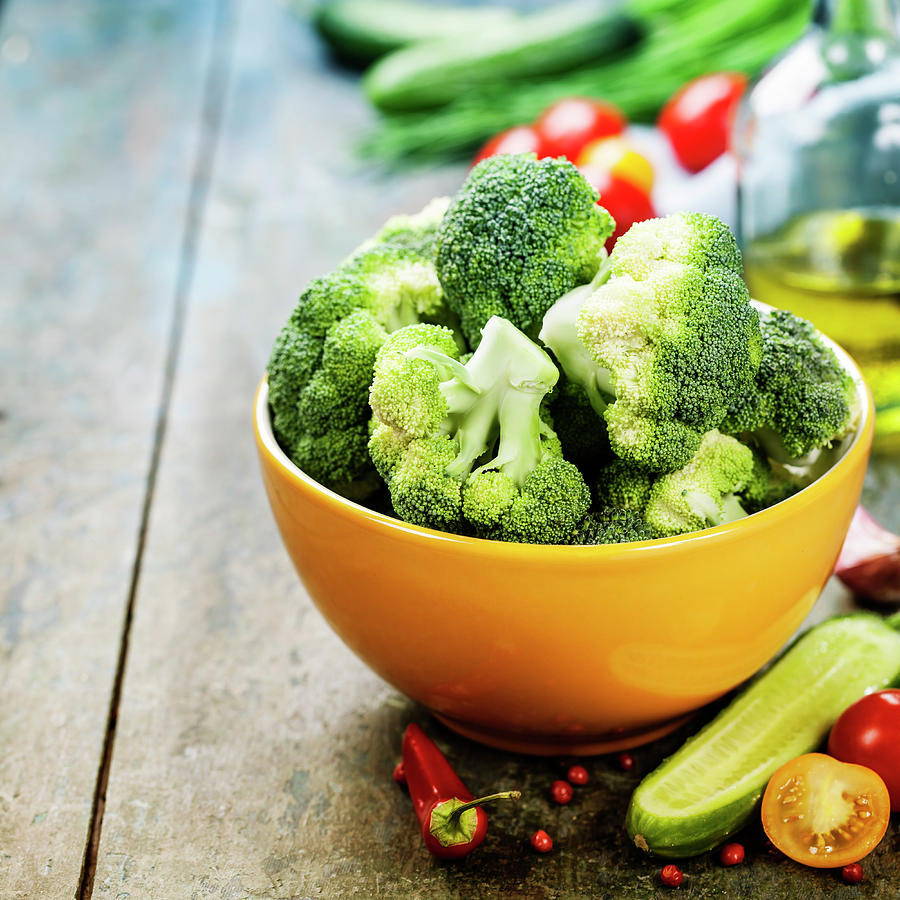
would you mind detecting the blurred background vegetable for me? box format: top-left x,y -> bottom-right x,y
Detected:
362,1 -> 642,113
533,97 -> 626,161
657,71 -> 747,172
835,506 -> 900,605
313,0 -> 519,65
321,0 -> 808,162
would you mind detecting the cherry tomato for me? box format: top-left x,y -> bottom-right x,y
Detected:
535,97 -> 626,161
566,765 -> 588,785
471,125 -> 542,166
827,689 -> 900,811
577,137 -> 654,195
761,753 -> 890,868
658,72 -> 747,173
580,166 -> 655,252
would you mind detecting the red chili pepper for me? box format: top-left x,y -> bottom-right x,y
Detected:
401,723 -> 521,859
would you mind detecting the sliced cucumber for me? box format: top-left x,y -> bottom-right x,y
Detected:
626,613 -> 900,858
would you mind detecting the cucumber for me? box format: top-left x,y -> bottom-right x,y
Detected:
626,613 -> 900,859
312,0 -> 519,66
364,1 -> 641,112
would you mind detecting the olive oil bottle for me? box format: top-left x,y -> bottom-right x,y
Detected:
734,0 -> 900,450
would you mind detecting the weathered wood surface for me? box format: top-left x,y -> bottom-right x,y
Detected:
0,1 -> 219,896
92,2 -> 900,900
3,0 -> 900,897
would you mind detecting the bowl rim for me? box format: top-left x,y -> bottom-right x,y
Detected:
255,315 -> 874,556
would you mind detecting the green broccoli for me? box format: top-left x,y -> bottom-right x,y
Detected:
573,507 -> 655,545
267,198 -> 455,497
368,315 -> 591,543
644,430 -> 755,537
547,378 -> 613,474
722,308 -> 858,465
738,445 -> 809,514
435,153 -> 613,347
594,458 -> 655,513
540,212 -> 762,473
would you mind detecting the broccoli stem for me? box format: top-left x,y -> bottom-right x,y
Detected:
684,490 -> 747,527
479,385 -> 545,486
538,261 -> 616,416
407,316 -> 561,486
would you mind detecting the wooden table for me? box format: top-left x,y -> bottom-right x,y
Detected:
2,1 -> 898,897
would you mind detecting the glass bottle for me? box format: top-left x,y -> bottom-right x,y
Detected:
735,0 -> 900,450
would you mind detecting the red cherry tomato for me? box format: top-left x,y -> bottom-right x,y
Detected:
472,125 -> 542,166
580,166 -> 656,252
535,97 -> 626,161
828,689 -> 900,811
658,72 -> 747,173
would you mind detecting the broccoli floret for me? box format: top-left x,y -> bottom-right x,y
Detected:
436,153 -> 613,347
362,196 -> 451,255
541,213 -> 762,473
738,445 -> 806,514
573,508 -> 655,545
594,459 -> 655,512
644,430 -> 755,537
369,315 -> 590,543
547,378 -> 613,473
722,308 -> 858,464
267,198 -> 455,497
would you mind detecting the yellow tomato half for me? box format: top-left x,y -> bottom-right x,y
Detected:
761,753 -> 890,868
576,137 -> 654,195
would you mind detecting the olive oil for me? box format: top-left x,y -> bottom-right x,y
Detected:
743,208 -> 900,451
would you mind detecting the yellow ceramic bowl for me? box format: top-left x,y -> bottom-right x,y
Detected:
255,345 -> 873,756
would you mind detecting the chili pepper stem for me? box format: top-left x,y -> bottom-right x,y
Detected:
447,791 -> 522,824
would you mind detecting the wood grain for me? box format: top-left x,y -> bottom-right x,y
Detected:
91,3 -> 900,900
91,1 -> 466,897
0,1 -> 218,896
